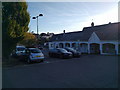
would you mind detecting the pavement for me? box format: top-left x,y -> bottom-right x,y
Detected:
2,55 -> 118,88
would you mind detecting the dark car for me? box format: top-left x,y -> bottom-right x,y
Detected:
49,48 -> 72,59
64,47 -> 81,57
38,46 -> 44,50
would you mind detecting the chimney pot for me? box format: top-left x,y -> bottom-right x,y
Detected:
63,30 -> 65,33
91,22 -> 94,27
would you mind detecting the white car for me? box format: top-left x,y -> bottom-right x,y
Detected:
11,46 -> 26,58
16,46 -> 26,56
24,48 -> 44,63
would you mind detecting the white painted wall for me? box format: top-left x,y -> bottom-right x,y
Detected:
48,32 -> 119,55
88,32 -> 100,43
80,44 -> 88,53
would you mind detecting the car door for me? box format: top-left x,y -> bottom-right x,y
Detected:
52,49 -> 57,57
24,49 -> 30,60
56,49 -> 62,57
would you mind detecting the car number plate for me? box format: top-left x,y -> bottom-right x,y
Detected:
36,56 -> 40,57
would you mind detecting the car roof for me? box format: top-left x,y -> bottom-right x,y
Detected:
28,48 -> 36,49
27,48 -> 39,50
16,46 -> 25,48
65,47 -> 75,49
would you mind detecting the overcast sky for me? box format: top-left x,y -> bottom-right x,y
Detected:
27,2 -> 118,34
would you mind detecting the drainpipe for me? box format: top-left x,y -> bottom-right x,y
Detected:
115,44 -> 118,55
100,43 -> 103,54
63,42 -> 65,48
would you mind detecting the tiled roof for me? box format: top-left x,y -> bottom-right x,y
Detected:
94,22 -> 119,40
50,22 -> 120,42
50,31 -> 84,41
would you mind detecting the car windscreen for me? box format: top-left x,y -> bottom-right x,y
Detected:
66,48 -> 77,52
17,47 -> 25,51
30,49 -> 41,53
58,49 -> 68,53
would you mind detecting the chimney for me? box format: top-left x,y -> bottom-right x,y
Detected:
109,22 -> 111,24
63,30 -> 65,34
91,22 -> 94,27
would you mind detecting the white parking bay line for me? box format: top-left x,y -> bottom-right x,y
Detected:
44,61 -> 50,63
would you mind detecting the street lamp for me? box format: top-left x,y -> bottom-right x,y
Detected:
32,14 -> 43,39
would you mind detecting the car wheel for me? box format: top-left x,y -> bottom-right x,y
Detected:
49,53 -> 52,57
27,58 -> 31,64
41,59 -> 44,62
49,54 -> 51,57
60,55 -> 63,59
37,59 -> 43,63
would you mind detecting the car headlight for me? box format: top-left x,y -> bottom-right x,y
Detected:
41,54 -> 44,57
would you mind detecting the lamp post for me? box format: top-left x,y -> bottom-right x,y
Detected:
32,14 -> 43,40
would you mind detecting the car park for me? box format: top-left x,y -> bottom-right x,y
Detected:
49,48 -> 72,59
23,48 -> 44,63
64,47 -> 81,57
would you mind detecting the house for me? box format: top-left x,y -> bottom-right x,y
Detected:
33,34 -> 40,39
48,22 -> 120,55
41,33 -> 54,39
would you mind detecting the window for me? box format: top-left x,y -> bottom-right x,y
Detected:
51,44 -> 53,47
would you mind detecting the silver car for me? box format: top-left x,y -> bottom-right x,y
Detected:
24,48 -> 44,63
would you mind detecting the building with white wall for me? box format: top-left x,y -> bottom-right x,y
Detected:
48,22 -> 120,55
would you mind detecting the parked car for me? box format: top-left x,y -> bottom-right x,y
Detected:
11,46 -> 26,58
38,46 -> 44,50
49,48 -> 72,59
64,47 -> 81,57
23,48 -> 44,63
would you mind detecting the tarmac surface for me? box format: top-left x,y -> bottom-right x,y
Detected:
2,55 -> 118,88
